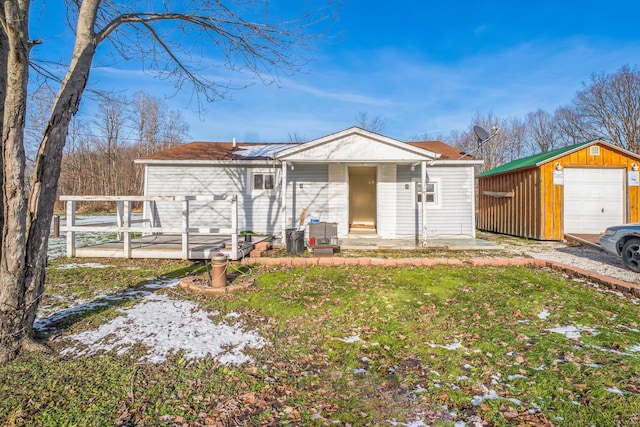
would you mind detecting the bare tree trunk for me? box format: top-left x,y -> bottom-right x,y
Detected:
22,0 -> 98,331
0,12 -> 7,238
0,0 -> 99,364
0,0 -> 33,364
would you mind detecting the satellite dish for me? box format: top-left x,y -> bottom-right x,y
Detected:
473,125 -> 490,142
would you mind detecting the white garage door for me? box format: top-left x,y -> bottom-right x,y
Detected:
564,168 -> 624,234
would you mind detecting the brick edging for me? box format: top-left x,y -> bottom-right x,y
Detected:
240,256 -> 640,298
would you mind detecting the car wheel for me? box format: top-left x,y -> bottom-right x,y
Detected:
622,238 -> 640,273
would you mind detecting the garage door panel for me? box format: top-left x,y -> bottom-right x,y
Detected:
564,168 -> 624,234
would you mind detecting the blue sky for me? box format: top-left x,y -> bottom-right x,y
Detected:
32,0 -> 640,143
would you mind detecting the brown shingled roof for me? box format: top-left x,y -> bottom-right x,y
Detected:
141,139 -> 472,162
407,140 -> 473,160
140,141 -> 300,161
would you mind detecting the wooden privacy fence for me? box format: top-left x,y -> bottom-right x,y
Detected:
59,195 -> 240,260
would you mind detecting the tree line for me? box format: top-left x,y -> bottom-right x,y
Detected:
442,65 -> 640,172
49,91 -> 190,209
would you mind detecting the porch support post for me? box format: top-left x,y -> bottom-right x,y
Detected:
230,195 -> 238,260
181,199 -> 189,260
281,160 -> 288,238
421,161 -> 427,246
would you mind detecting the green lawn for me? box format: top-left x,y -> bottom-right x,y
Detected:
1,257 -> 639,426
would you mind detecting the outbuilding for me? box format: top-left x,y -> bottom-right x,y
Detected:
476,139 -> 640,240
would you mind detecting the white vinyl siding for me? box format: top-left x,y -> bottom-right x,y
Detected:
396,165 -> 475,238
286,164 -> 329,228
144,164 -> 282,234
328,163 -> 348,236
377,164 -> 397,238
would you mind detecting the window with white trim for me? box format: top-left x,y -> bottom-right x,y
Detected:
413,179 -> 440,207
252,172 -> 275,191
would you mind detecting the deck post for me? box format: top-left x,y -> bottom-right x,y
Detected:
116,201 -> 124,240
230,195 -> 238,260
66,200 -> 76,257
123,200 -> 132,258
181,199 -> 189,259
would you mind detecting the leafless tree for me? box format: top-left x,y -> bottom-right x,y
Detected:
556,65 -> 640,152
354,111 -> 387,134
523,109 -> 560,155
94,95 -> 128,194
288,132 -> 307,142
131,91 -> 189,192
0,0 -> 338,365
446,112 -> 525,172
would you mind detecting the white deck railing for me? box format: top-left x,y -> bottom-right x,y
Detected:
58,195 -> 239,260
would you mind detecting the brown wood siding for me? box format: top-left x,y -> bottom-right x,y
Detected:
477,141 -> 640,240
477,167 -> 542,239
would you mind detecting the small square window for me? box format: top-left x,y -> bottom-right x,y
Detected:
253,173 -> 275,191
415,181 -> 438,205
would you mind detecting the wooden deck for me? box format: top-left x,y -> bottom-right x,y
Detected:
59,194 -> 249,260
74,234 -> 269,260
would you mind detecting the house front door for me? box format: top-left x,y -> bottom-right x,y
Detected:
348,166 -> 377,233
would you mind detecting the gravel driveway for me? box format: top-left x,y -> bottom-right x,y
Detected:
487,234 -> 640,284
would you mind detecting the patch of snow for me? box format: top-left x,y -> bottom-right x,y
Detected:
537,309 -> 550,319
456,375 -> 470,381
388,420 -> 427,427
337,335 -> 362,343
606,386 -> 625,394
471,389 -> 501,406
60,292 -> 265,364
548,325 -> 598,340
507,374 -> 527,381
628,344 -> 640,353
56,262 -> 113,269
584,363 -> 603,368
429,341 -> 465,350
353,368 -> 368,374
35,278 -> 179,334
586,344 -> 634,357
409,386 -> 428,394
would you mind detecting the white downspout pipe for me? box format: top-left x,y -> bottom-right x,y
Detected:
421,161 -> 427,246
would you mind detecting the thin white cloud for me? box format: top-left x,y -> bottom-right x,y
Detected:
78,34 -> 640,143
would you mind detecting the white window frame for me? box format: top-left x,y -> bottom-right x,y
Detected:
250,170 -> 276,194
413,178 -> 441,208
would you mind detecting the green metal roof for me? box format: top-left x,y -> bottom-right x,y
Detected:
476,140 -> 598,178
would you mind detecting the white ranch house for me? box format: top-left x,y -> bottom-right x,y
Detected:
135,127 -> 483,244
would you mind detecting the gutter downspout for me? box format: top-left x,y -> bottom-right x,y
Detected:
421,161 -> 427,246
